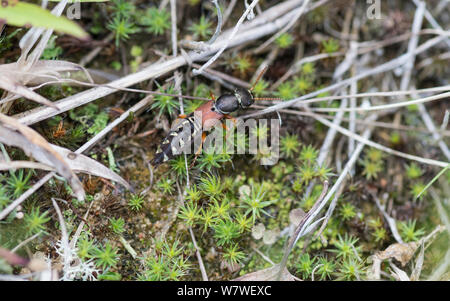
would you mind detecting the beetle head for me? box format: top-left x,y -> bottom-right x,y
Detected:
234,87 -> 254,109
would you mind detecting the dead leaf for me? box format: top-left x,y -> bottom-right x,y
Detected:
50,144 -> 131,190
233,264 -> 297,281
1,60 -> 93,85
0,74 -> 58,109
368,256 -> 382,280
0,161 -> 54,171
0,113 -> 131,194
375,241 -> 418,266
0,113 -> 85,200
0,59 -> 92,109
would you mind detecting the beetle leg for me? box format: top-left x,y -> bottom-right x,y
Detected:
190,132 -> 207,168
223,114 -> 238,141
210,91 -> 216,101
222,122 -> 233,143
224,114 -> 238,125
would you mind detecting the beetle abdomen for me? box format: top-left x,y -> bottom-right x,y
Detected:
151,116 -> 201,167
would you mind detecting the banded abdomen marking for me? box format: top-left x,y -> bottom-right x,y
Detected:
150,115 -> 201,166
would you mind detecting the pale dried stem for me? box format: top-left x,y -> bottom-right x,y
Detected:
76,96 -> 152,154
252,247 -> 275,265
250,105 -> 450,136
399,2 -> 450,162
189,227 -> 209,281
13,0 -> 306,126
277,180 -> 329,281
315,108 -> 378,239
255,0 -> 311,53
222,0 -> 238,25
193,0 -> 260,75
11,232 -> 42,253
307,108 -> 449,167
79,33 -> 114,67
170,0 -> 178,57
0,172 -> 54,220
272,28 -> 449,90
411,0 -> 450,48
269,85 -> 450,106
312,91 -> 450,113
417,101 -> 450,161
244,35 -> 448,118
371,193 -> 404,244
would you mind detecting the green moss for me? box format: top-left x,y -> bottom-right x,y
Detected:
275,33 -> 294,49
141,7 -> 171,36
189,15 -> 213,39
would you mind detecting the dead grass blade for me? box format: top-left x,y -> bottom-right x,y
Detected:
50,144 -> 131,190
0,74 -> 58,109
0,59 -> 93,107
0,149 -> 130,190
389,262 -> 411,281
410,242 -> 425,281
0,113 -> 85,200
0,160 -> 54,171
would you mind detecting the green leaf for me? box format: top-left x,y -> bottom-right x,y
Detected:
415,164 -> 450,199
0,1 -> 88,38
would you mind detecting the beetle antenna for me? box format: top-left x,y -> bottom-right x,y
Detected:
254,97 -> 282,101
250,67 -> 281,100
250,66 -> 268,91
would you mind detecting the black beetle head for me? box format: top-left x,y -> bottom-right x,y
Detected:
214,93 -> 240,114
234,88 -> 254,109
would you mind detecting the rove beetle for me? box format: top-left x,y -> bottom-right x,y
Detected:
150,68 -> 278,167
